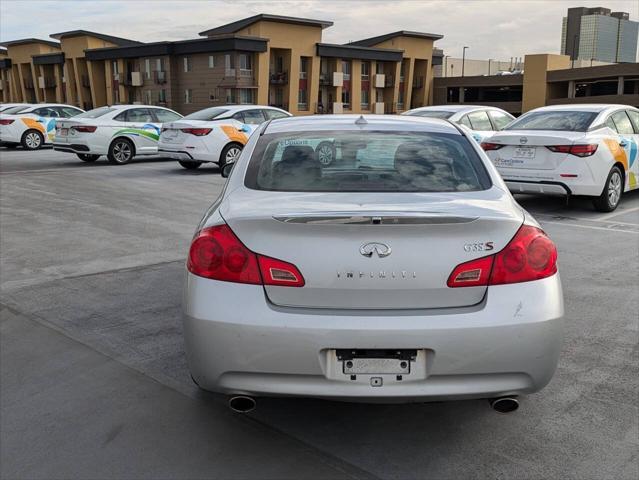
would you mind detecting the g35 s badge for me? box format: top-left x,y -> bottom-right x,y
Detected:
464,242 -> 494,252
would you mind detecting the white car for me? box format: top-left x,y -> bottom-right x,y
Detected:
402,105 -> 515,143
53,105 -> 183,164
0,103 -> 31,113
0,103 -> 84,150
158,105 -> 290,169
482,104 -> 639,212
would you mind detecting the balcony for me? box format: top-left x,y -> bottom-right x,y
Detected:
269,72 -> 288,85
297,102 -> 309,111
319,73 -> 331,86
332,72 -> 343,87
130,71 -> 143,87
374,74 -> 385,89
154,71 -> 167,85
239,69 -> 253,78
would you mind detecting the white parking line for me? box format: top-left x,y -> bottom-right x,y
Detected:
592,206 -> 639,221
540,220 -> 639,234
533,213 -> 639,227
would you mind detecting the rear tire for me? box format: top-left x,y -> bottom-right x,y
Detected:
593,166 -> 623,212
108,138 -> 134,165
315,141 -> 336,166
77,153 -> 100,162
179,160 -> 202,170
21,130 -> 44,150
219,143 -> 243,169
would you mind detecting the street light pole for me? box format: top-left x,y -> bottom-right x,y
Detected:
462,46 -> 469,77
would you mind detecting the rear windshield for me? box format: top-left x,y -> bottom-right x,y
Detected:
245,131 -> 491,193
506,111 -> 597,132
2,106 -> 30,114
184,107 -> 229,121
74,107 -> 116,119
405,110 -> 454,119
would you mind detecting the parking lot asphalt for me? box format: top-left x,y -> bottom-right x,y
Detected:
1,148 -> 638,480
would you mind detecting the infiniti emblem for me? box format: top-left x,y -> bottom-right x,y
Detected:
519,137 -> 528,145
360,242 -> 392,258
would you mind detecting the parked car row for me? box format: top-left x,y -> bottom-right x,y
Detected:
1,101 -> 638,211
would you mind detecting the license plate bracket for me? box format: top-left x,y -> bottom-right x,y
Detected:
59,128 -> 68,137
513,146 -> 535,159
336,349 -> 416,375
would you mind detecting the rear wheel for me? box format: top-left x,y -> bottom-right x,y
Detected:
108,138 -> 134,165
179,160 -> 202,170
593,166 -> 623,212
219,143 -> 243,169
21,130 -> 44,150
315,141 -> 336,166
77,153 -> 100,162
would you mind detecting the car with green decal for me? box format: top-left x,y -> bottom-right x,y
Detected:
53,105 -> 182,164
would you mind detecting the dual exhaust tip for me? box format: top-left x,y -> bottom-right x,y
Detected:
228,395 -> 519,414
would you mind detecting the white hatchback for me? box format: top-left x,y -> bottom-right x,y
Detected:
158,105 -> 290,170
53,105 -> 182,164
402,105 -> 515,143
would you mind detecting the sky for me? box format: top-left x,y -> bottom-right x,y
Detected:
1,0 -> 637,60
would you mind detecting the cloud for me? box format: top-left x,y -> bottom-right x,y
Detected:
1,0 -> 637,60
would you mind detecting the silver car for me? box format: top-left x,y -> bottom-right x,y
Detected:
183,115 -> 563,412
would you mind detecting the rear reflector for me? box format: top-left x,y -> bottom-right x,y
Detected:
546,144 -> 598,157
447,225 -> 557,287
181,128 -> 212,136
72,125 -> 97,133
0,119 -> 15,125
188,224 -> 304,287
480,142 -> 504,151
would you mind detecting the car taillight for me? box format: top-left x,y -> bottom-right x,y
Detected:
447,225 -> 557,288
187,224 -> 305,287
0,119 -> 15,125
72,125 -> 97,133
480,142 -> 504,151
546,144 -> 598,157
181,128 -> 212,136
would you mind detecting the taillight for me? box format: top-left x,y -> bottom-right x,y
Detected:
480,142 -> 504,151
546,144 -> 598,157
447,225 -> 557,287
0,119 -> 15,125
181,128 -> 212,136
187,224 -> 304,287
72,125 -> 97,133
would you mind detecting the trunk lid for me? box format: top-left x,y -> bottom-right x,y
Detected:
54,118 -> 90,143
221,188 -> 523,310
487,130 -> 587,170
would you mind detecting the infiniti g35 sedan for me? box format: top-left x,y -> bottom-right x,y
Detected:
183,115 -> 564,408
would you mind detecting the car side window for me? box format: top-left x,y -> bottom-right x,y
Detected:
113,111 -> 128,122
58,107 -> 82,118
242,109 -> 266,125
124,108 -> 155,123
467,111 -> 493,131
263,109 -> 289,120
610,111 -> 634,135
489,111 -> 513,130
626,110 -> 639,133
152,109 -> 182,122
231,112 -> 245,123
604,116 -> 618,132
458,115 -> 472,128
33,107 -> 58,117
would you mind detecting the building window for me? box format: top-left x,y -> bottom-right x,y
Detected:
225,88 -> 235,104
112,61 -> 119,74
144,59 -> 151,79
341,60 -> 351,80
184,89 -> 192,104
298,89 -> 308,109
158,89 -> 166,104
208,55 -> 215,69
209,88 -> 220,102
225,54 -> 236,77
342,89 -> 351,108
144,90 -> 152,104
114,89 -> 120,104
156,58 -> 163,72
361,61 -> 370,79
300,57 -> 308,79
239,54 -> 252,72
238,88 -> 254,104
183,57 -> 192,73
376,62 -> 384,74
361,89 -> 369,109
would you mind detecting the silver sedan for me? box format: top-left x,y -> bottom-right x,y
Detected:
182,115 -> 564,413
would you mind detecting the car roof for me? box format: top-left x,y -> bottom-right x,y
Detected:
529,104 -> 636,114
218,104 -> 288,113
406,105 -> 506,114
265,114 -> 461,134
107,104 -> 174,110
23,103 -> 81,110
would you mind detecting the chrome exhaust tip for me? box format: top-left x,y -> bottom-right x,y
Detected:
229,395 -> 256,413
489,396 -> 519,414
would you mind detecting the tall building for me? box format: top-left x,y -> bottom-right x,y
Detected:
561,7 -> 638,63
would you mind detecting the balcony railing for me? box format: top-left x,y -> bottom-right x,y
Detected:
239,69 -> 253,78
299,71 -> 308,79
297,102 -> 309,111
269,72 -> 288,85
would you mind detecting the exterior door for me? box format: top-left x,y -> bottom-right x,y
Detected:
124,107 -> 161,153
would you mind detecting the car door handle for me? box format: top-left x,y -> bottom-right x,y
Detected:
619,139 -> 628,147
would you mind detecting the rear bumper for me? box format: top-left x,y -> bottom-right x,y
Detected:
183,273 -> 564,402
52,143 -> 90,153
158,146 -> 217,163
505,180 -> 571,196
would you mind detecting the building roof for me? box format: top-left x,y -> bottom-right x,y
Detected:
316,43 -> 403,62
349,31 -> 443,47
50,30 -> 142,46
199,14 -> 333,36
32,52 -> 65,65
0,38 -> 60,49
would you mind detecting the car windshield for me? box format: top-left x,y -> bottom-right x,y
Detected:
505,111 -> 597,132
74,107 -> 117,119
245,131 -> 491,193
2,106 -> 30,114
406,110 -> 454,119
183,107 -> 230,121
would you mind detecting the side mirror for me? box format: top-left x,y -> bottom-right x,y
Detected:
221,162 -> 234,178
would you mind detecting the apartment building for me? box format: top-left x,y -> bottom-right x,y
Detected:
0,14 -> 443,116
